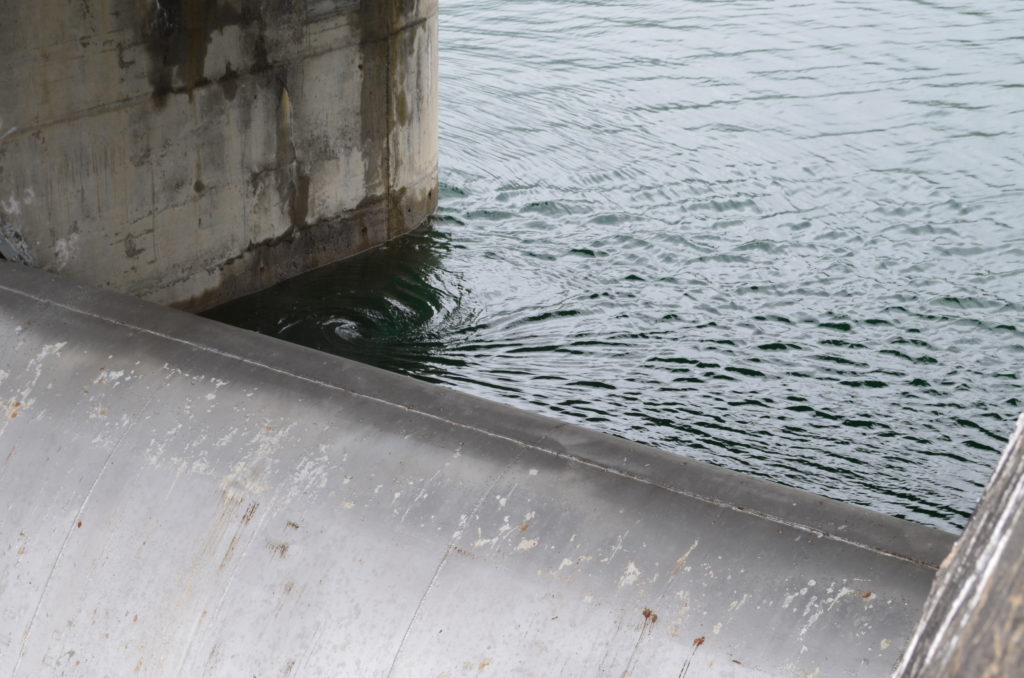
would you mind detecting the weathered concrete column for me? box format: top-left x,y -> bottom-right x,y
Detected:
894,413 -> 1024,677
0,0 -> 437,310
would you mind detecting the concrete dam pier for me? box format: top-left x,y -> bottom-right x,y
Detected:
0,0 -> 437,310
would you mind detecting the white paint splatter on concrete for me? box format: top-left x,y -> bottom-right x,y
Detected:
783,586 -> 809,610
601,531 -> 628,563
53,232 -> 80,271
285,453 -> 330,502
220,423 -> 294,500
729,594 -> 750,611
0,118 -> 17,143
619,561 -> 641,587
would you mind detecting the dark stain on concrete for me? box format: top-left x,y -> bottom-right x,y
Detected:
289,172 -> 311,229
218,62 -> 240,101
395,89 -> 409,127
123,234 -> 145,258
184,195 -> 390,312
116,43 -> 135,69
387,185 -> 409,239
267,540 -> 289,559
142,0 -> 249,106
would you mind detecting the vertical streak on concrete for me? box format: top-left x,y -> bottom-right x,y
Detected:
0,0 -> 438,310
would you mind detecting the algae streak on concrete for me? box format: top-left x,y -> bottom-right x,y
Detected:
0,0 -> 438,310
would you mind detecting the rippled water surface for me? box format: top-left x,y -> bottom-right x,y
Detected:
210,0 -> 1024,532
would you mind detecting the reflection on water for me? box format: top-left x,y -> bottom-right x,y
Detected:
210,229 -> 471,379
208,0 -> 1024,532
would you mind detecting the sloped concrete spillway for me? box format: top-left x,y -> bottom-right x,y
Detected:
0,262 -> 954,677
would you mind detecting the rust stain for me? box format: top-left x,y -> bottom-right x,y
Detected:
219,530 -> 245,572
624,607 -> 659,677
217,500 -> 260,570
268,541 -> 289,559
677,635 -> 706,677
134,658 -> 144,672
220,489 -> 244,507
862,591 -> 874,599
286,521 -> 300,530
242,502 -> 259,525
77,521 -> 83,528
518,523 -> 529,532
478,659 -> 491,670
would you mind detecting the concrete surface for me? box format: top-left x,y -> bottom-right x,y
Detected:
0,0 -> 438,310
0,262 -> 955,677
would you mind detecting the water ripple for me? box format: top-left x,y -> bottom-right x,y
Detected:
209,0 -> 1024,532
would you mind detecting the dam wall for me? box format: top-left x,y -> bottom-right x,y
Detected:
0,261 -> 954,677
0,0 -> 438,310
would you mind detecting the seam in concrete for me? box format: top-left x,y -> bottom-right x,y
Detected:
11,385 -> 162,675
384,449 -> 526,678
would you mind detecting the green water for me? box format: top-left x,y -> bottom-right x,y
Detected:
209,0 -> 1024,532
